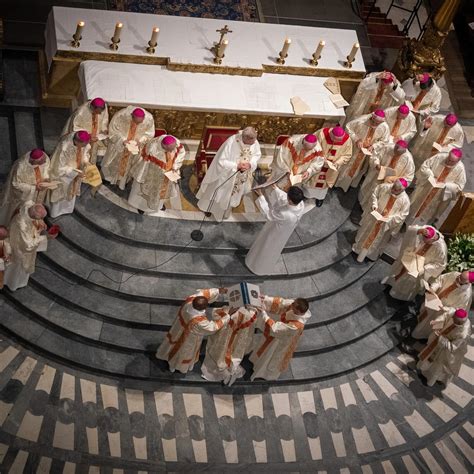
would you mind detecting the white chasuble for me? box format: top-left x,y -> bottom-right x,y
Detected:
384,106 -> 417,143
401,78 -> 442,116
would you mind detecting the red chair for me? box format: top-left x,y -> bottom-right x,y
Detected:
195,126 -> 240,183
154,128 -> 167,138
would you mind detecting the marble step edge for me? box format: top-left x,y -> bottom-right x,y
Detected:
0,298 -> 399,386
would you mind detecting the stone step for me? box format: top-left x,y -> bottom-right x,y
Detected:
71,187 -> 357,253
367,34 -> 405,49
366,24 -> 402,36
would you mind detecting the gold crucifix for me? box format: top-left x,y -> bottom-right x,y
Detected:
211,25 -> 233,54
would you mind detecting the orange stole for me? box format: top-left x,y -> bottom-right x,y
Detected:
118,121 -> 138,177
369,82 -> 386,111
69,147 -> 83,199
91,114 -> 98,139
362,195 -> 396,250
390,117 -> 402,139
224,311 -> 256,367
393,241 -> 432,281
412,89 -> 428,110
418,281 -> 458,322
419,323 -> 456,361
348,126 -> 376,178
286,141 -> 322,175
387,153 -> 401,170
414,166 -> 452,218
430,126 -> 450,156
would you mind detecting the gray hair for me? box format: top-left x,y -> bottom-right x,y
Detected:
242,127 -> 257,140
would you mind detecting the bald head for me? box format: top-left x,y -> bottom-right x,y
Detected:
0,226 -> 8,240
292,298 -> 309,315
28,204 -> 47,220
192,296 -> 209,311
242,127 -> 257,145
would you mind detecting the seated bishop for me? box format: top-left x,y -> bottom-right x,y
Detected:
401,73 -> 441,117
382,225 -> 447,301
196,127 -> 261,221
0,149 -> 51,226
102,106 -> 155,190
128,135 -> 186,214
385,104 -> 417,143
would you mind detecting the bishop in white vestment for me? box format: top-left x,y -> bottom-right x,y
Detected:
245,186 -> 305,275
352,180 -> 410,262
0,226 -> 12,289
250,296 -> 310,381
344,71 -> 404,124
359,140 -> 415,209
382,225 -> 447,301
417,309 -> 471,387
196,127 -> 261,221
102,107 -> 155,190
48,131 -> 91,218
412,270 -> 473,340
0,149 -> 51,226
336,110 -> 390,192
401,73 -> 442,116
409,113 -> 465,169
385,104 -> 417,143
128,135 -> 186,213
155,288 -> 230,374
407,149 -> 466,226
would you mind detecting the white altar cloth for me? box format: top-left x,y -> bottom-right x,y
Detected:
46,6 -> 365,74
79,60 -> 345,120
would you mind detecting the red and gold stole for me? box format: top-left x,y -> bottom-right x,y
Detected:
286,141 -> 322,175
224,311 -> 256,367
414,166 -> 452,218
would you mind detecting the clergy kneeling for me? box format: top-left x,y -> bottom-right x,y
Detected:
155,288 -> 230,374
352,179 -> 410,263
417,308 -> 471,387
382,225 -> 447,301
245,186 -> 305,275
128,135 -> 186,214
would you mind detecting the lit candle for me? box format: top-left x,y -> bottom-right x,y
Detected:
218,39 -> 228,57
112,22 -> 123,43
74,21 -> 85,39
314,40 -> 325,58
150,27 -> 160,45
281,38 -> 291,56
348,42 -> 360,62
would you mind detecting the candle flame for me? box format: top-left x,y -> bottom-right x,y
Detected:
117,22 -> 123,28
223,39 -> 229,45
78,21 -> 85,27
320,40 -> 325,45
153,27 -> 159,32
285,38 -> 291,43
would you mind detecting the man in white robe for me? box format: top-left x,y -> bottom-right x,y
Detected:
102,106 -> 155,190
128,135 -> 186,214
382,225 -> 447,301
344,71 -> 404,123
359,140 -> 415,209
336,109 -> 390,192
352,179 -> 410,262
0,226 -> 12,289
64,97 -> 109,164
246,186 -> 305,275
196,127 -> 261,221
0,149 -> 51,226
401,73 -> 442,117
155,288 -> 230,374
48,130 -> 91,218
385,104 -> 417,143
250,296 -> 310,381
4,203 -> 55,291
407,148 -> 466,226
409,113 -> 465,169
417,308 -> 471,387
412,270 -> 473,340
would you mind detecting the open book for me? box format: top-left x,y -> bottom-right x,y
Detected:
371,210 -> 389,222
228,282 -> 261,310
401,252 -> 425,278
82,164 -> 103,187
329,94 -> 349,109
164,170 -> 181,182
428,175 -> 445,189
324,77 -> 341,95
125,140 -> 139,154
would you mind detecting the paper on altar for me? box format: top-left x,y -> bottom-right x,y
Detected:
424,291 -> 443,311
377,166 -> 396,181
164,170 -> 181,182
290,96 -> 311,115
82,164 -> 103,187
330,93 -> 349,109
228,282 -> 261,310
428,175 -> 445,189
371,210 -> 389,222
125,140 -> 139,154
324,77 -> 340,95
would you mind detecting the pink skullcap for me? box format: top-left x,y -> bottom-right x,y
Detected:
450,148 -> 462,159
331,126 -> 345,138
162,135 -> 176,146
132,108 -> 145,118
445,113 -> 457,126
91,97 -> 106,109
420,73 -> 430,84
372,109 -> 385,121
423,226 -> 436,239
469,271 -> 474,283
75,130 -> 91,143
304,134 -> 317,143
395,139 -> 408,149
30,149 -> 44,160
454,309 -> 468,319
398,104 -> 410,115
382,72 -> 394,84
398,178 -> 408,188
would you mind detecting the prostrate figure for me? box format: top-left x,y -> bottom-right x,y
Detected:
246,186 -> 305,275
359,140 -> 415,209
4,203 -> 56,291
312,126 -> 352,207
250,295 -> 310,381
417,308 -> 471,387
382,225 -> 447,301
201,305 -> 257,385
344,71 -> 404,123
196,127 -> 261,220
336,109 -> 390,192
102,106 -> 155,190
385,104 -> 417,143
352,179 -> 410,263
407,148 -> 466,226
64,97 -> 109,164
401,73 -> 441,117
0,149 -> 51,226
412,270 -> 473,340
410,113 -> 465,169
0,226 -> 12,289
128,135 -> 186,214
155,288 -> 230,374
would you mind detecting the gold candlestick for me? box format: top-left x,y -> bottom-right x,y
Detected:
344,42 -> 359,68
70,21 -> 85,48
213,39 -> 228,64
146,27 -> 160,54
277,38 -> 291,64
211,24 -> 233,54
310,40 -> 325,66
110,22 -> 123,51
